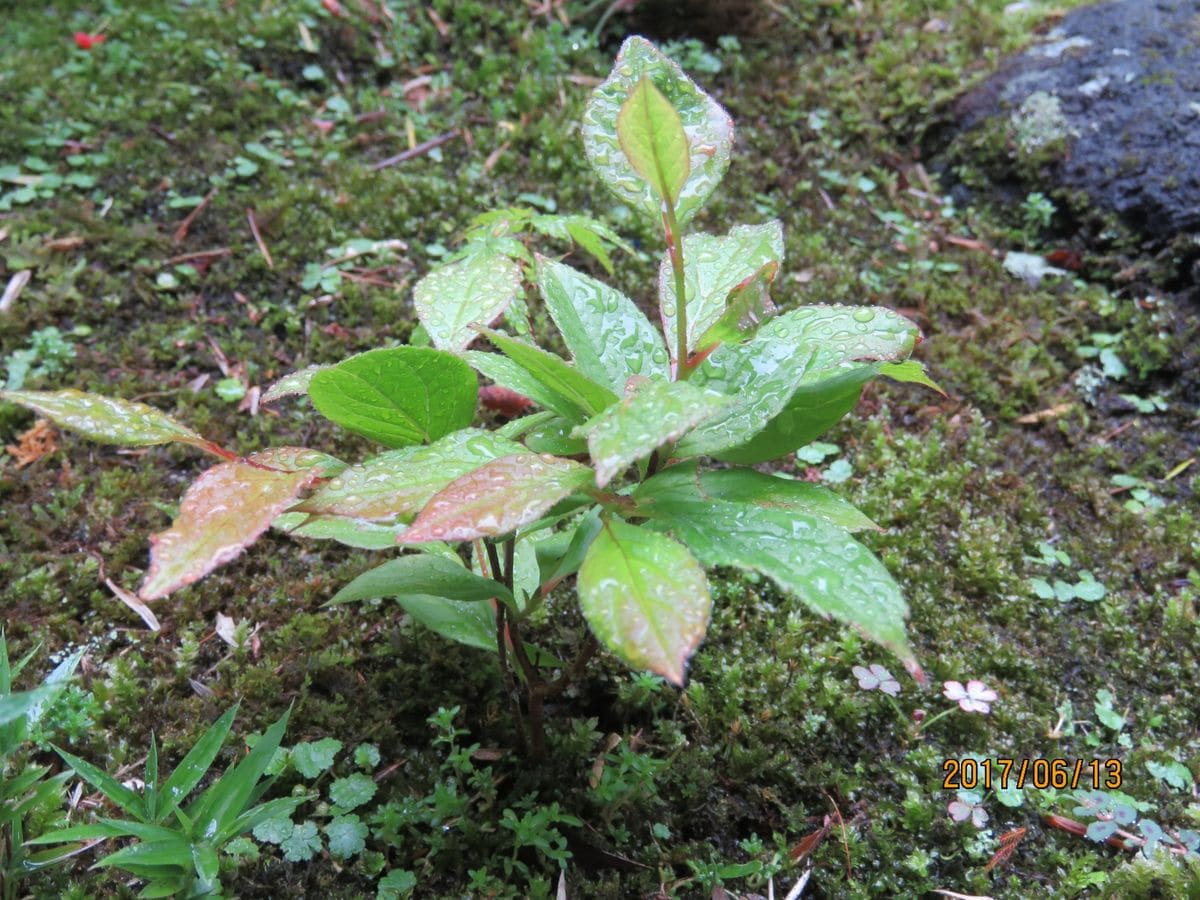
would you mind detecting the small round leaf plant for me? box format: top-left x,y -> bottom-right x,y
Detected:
2,38 -> 934,754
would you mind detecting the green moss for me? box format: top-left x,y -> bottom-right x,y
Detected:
1,0 -> 1198,896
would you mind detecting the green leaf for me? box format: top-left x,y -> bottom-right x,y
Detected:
466,351 -> 583,421
191,842 -> 219,890
138,879 -> 189,899
1146,760 -> 1193,792
328,554 -> 512,605
537,258 -> 670,392
280,821 -> 322,862
583,36 -> 732,225
252,816 -> 292,845
378,869 -> 418,899
480,329 -> 618,422
659,222 -> 783,361
93,837 -> 193,870
139,448 -> 339,600
0,685 -> 51,728
635,462 -> 879,532
329,774 -> 377,811
578,519 -> 711,685
561,217 -> 623,275
414,252 -> 523,352
723,370 -> 872,464
637,493 -> 915,667
879,359 -> 943,393
400,453 -> 594,543
694,260 -> 779,351
521,415 -> 588,456
394,594 -> 497,650
325,814 -> 369,858
294,429 -> 523,522
309,348 -> 476,448
291,738 -> 342,778
616,76 -> 690,206
157,706 -> 238,821
574,379 -> 727,487
53,746 -> 146,821
676,305 -> 917,462
261,365 -> 327,404
354,744 -> 381,770
190,706 -> 291,841
228,796 -> 306,842
29,819 -> 155,845
0,389 -> 219,455
273,512 -> 407,550
1094,689 -> 1125,731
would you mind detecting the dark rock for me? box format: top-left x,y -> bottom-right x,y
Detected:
935,0 -> 1200,245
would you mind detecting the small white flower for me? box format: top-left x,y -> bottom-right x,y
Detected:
853,663 -> 901,697
943,679 -> 998,714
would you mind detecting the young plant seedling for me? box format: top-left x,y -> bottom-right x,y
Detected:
1,38 -> 934,756
31,705 -> 299,898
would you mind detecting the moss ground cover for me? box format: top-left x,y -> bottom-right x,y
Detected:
1,1 -> 1197,896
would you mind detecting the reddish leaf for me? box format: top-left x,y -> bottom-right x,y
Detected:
479,384 -> 534,417
789,826 -> 830,863
399,453 -> 592,544
139,448 -> 340,600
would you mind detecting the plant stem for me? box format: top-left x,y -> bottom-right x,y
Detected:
544,634 -> 600,699
494,603 -> 526,753
487,541 -> 526,753
506,616 -> 546,759
662,202 -> 692,379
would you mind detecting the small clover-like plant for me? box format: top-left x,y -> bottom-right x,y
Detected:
1,38 -> 936,755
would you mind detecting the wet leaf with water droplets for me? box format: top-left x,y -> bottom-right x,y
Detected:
537,257 -> 669,392
1,389 -> 218,454
635,462 -> 879,532
139,448 -> 339,600
328,554 -> 512,605
578,519 -> 710,686
261,365 -> 328,404
522,415 -> 588,456
636,491 -> 915,667
659,221 -> 783,361
677,305 -> 918,462
480,329 -> 618,422
616,76 -> 690,207
400,453 -> 593,544
414,252 -> 522,352
583,36 -> 732,226
574,379 -> 726,487
294,429 -> 523,521
272,512 -> 406,550
466,352 -> 585,422
694,260 -> 779,352
309,348 -> 476,448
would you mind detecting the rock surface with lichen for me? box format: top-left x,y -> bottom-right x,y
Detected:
941,0 -> 1200,244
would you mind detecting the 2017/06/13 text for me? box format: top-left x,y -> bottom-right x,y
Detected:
942,758 -> 1122,791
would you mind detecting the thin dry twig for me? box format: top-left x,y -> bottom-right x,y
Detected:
172,188 -> 218,244
369,130 -> 460,170
246,209 -> 274,269
166,247 -> 232,265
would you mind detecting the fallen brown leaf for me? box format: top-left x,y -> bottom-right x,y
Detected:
5,418 -> 58,468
